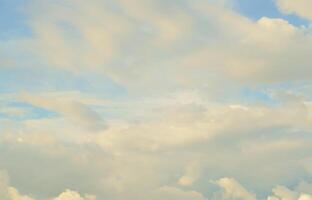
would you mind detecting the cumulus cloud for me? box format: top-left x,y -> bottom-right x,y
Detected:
7,187 -> 35,200
0,170 -> 96,200
178,160 -> 201,186
213,178 -> 312,200
16,0 -> 312,91
271,185 -> 299,200
2,166 -> 312,200
0,170 -> 10,200
94,100 -> 312,153
53,190 -> 96,200
20,92 -> 106,131
147,186 -> 207,200
298,194 -> 312,200
2,0 -> 312,199
0,170 -> 34,200
276,0 -> 312,21
214,177 -> 256,200
267,185 -> 312,200
1,90 -> 312,199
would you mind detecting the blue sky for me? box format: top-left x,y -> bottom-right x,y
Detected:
0,0 -> 31,39
234,0 -> 310,26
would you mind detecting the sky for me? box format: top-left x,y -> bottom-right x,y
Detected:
1,0 -> 312,199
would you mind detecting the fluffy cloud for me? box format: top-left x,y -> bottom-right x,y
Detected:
2,0 -> 312,199
53,190 -> 96,200
16,0 -> 312,92
7,187 -> 35,200
267,185 -> 312,200
214,178 -> 256,200
0,171 -> 10,200
1,166 -> 312,200
276,0 -> 312,20
271,185 -> 299,200
147,186 -> 207,200
178,161 -> 201,186
213,178 -> 312,200
1,89 -> 312,199
0,170 -> 34,200
0,170 -> 96,200
298,194 -> 312,200
20,92 -> 106,131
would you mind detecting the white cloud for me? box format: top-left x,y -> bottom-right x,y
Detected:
2,0 -> 312,199
1,90 -> 312,199
148,186 -> 207,200
272,185 -> 299,200
0,169 -> 97,200
0,170 -> 34,200
214,177 -> 256,200
0,170 -> 10,200
53,189 -> 96,200
213,178 -> 312,200
298,194 -> 312,200
178,160 -> 201,186
268,185 -> 312,200
7,187 -> 35,200
19,0 -> 312,92
20,92 -> 106,131
2,164 -> 312,200
267,196 -> 280,200
277,0 -> 312,21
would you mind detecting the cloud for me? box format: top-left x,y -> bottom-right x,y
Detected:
7,187 -> 35,200
18,0 -> 312,91
0,170 -> 10,200
276,0 -> 312,21
298,194 -> 312,200
53,189 -> 96,200
1,165 -> 312,200
178,13 -> 312,84
1,90 -> 312,199
267,196 -> 280,200
2,0 -> 312,199
178,160 -> 201,186
268,185 -> 312,200
214,177 -> 256,200
20,92 -> 106,131
0,169 -> 97,200
94,99 -> 312,153
271,185 -> 299,200
148,186 -> 207,200
213,178 -> 312,200
0,170 -> 34,200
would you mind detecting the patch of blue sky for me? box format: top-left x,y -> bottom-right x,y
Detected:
0,0 -> 33,40
233,0 -> 310,27
238,81 -> 312,106
239,87 -> 276,105
0,101 -> 58,121
268,81 -> 312,102
0,67 -> 126,97
78,70 -> 127,98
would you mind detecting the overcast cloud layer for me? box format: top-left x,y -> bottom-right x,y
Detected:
1,0 -> 312,199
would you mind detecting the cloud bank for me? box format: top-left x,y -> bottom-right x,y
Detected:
1,0 -> 312,199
